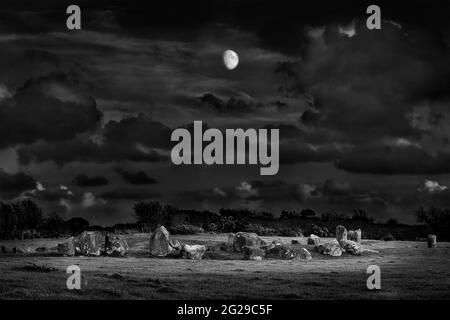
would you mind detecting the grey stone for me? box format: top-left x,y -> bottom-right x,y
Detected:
348,229 -> 362,244
149,226 -> 182,257
74,231 -> 105,256
335,225 -> 348,242
243,245 -> 265,260
233,232 -> 263,252
181,244 -> 207,260
307,234 -> 320,246
427,234 -> 437,248
300,248 -> 312,261
57,237 -> 76,256
315,242 -> 343,256
105,234 -> 129,256
339,239 -> 363,255
266,244 -> 299,260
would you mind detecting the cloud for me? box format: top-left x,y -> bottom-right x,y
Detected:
0,169 -> 36,199
235,181 -> 259,198
73,174 -> 109,187
16,114 -> 171,166
419,180 -> 448,193
81,192 -> 106,208
0,73 -> 102,148
115,168 -> 158,185
212,187 -> 227,197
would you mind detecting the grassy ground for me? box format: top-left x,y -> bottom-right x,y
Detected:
0,233 -> 449,299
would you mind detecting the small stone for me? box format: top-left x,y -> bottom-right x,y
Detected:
291,239 -> 300,245
339,239 -> 363,255
307,234 -> 321,246
266,244 -> 299,260
427,234 -> 437,248
57,237 -> 75,256
243,246 -> 265,260
181,244 -> 207,260
315,242 -> 343,257
300,248 -> 312,261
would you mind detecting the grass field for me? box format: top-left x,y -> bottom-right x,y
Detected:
0,233 -> 449,299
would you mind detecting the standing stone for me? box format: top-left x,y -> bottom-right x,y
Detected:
227,233 -> 235,245
336,225 -> 348,242
348,229 -> 362,244
0,245 -> 6,253
75,231 -> 105,256
105,234 -> 129,256
149,226 -> 182,257
243,246 -> 265,260
300,248 -> 312,261
307,234 -> 320,246
427,234 -> 437,248
57,237 -> 76,256
181,244 -> 206,260
233,232 -> 263,252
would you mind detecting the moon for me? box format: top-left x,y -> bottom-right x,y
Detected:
223,50 -> 239,70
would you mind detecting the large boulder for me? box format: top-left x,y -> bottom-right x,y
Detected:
339,239 -> 363,255
266,244 -> 299,260
149,226 -> 182,257
300,248 -> 312,261
427,234 -> 437,248
315,242 -> 343,257
74,231 -> 105,256
233,232 -> 263,252
105,234 -> 129,256
181,244 -> 207,260
307,234 -> 321,246
335,225 -> 347,242
243,246 -> 265,260
57,237 -> 76,256
348,229 -> 362,244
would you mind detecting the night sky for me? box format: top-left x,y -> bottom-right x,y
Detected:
1,0 -> 450,225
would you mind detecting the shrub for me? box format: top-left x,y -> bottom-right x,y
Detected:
168,224 -> 204,235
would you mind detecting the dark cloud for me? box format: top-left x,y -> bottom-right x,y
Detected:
100,187 -> 161,200
0,169 -> 36,199
73,174 -> 109,187
193,93 -> 262,113
16,115 -> 171,166
0,73 -> 102,148
335,144 -> 450,175
115,168 -> 158,185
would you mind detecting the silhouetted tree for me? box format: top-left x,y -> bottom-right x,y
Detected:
300,209 -> 316,218
66,217 -> 89,235
352,209 -> 374,224
133,201 -> 166,231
